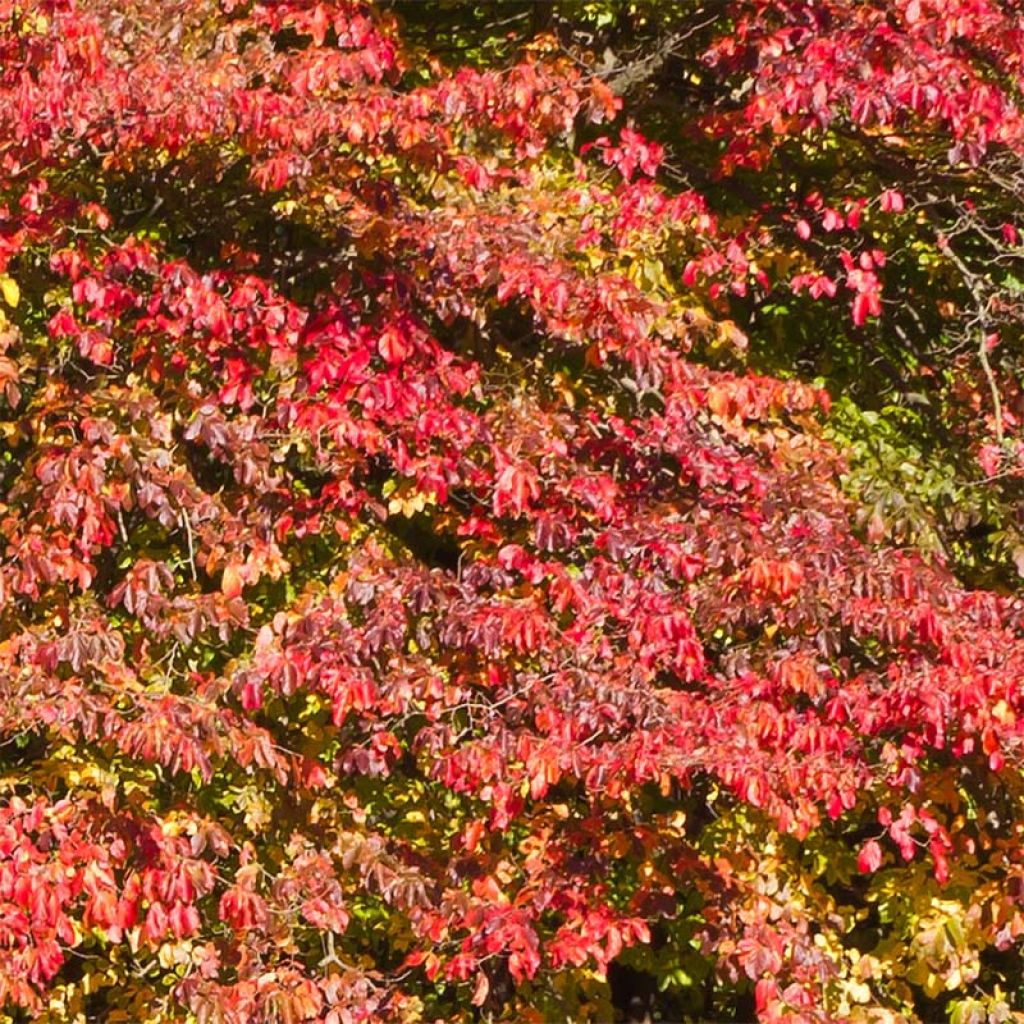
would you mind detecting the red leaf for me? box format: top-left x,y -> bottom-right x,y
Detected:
857,840 -> 883,874
879,189 -> 905,213
755,978 -> 778,1013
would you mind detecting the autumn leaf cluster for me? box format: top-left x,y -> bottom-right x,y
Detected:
2,2 -> 1024,1023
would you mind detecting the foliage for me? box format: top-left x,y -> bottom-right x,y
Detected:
432,0 -> 1024,588
1,2 -> 1024,1024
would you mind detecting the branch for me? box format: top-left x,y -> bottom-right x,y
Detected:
600,6 -> 724,96
937,231 -> 1004,441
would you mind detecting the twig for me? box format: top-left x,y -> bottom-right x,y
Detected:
181,508 -> 198,581
936,231 -> 1004,441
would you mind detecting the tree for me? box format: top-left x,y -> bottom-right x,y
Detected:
1,2 -> 1024,1023
397,0 -> 1024,588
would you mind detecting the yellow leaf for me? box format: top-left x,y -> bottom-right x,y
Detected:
993,699 -> 1015,725
847,980 -> 871,1004
388,490 -> 430,517
0,276 -> 19,308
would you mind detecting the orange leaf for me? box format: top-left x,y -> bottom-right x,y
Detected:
222,564 -> 244,599
471,972 -> 489,1007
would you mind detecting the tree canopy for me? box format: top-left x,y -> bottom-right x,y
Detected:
2,2 -> 1024,1022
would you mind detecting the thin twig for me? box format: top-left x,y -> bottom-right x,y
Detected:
936,231 -> 1004,441
181,507 -> 198,581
